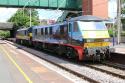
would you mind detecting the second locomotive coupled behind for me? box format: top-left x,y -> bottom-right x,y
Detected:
16,15 -> 111,61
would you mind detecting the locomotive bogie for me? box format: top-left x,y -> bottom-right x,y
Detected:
84,46 -> 111,61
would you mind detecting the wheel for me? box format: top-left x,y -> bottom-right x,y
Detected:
66,47 -> 78,60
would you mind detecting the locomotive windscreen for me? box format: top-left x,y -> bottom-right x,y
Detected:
78,21 -> 107,30
78,21 -> 110,39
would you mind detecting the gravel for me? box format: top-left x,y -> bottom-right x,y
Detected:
91,64 -> 125,76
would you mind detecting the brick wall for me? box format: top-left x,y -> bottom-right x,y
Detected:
82,0 -> 108,19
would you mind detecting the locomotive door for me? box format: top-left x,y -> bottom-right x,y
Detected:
68,22 -> 73,44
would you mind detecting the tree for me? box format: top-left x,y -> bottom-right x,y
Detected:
121,0 -> 125,36
8,8 -> 39,29
121,0 -> 125,14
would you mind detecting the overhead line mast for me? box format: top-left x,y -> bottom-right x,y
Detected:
117,0 -> 121,44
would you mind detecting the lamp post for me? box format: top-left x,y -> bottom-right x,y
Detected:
112,18 -> 115,46
29,8 -> 32,27
22,0 -> 31,17
22,0 -> 32,27
22,0 -> 38,27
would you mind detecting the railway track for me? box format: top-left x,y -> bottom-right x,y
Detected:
102,60 -> 125,70
82,63 -> 125,79
5,40 -> 125,83
67,59 -> 125,80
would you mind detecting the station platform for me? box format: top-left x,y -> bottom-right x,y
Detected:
110,43 -> 125,54
110,43 -> 125,65
0,40 -> 74,83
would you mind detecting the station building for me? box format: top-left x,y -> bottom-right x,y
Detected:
82,0 -> 108,19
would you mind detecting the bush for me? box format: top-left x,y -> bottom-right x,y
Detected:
108,28 -> 113,37
108,26 -> 117,37
0,30 -> 10,38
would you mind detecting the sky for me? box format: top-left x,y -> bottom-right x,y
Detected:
0,0 -> 117,22
37,9 -> 63,20
108,0 -> 117,19
0,8 -> 17,22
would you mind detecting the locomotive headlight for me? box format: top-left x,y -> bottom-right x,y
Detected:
86,39 -> 94,43
104,39 -> 109,42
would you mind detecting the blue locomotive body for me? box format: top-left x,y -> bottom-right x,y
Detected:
16,15 -> 111,61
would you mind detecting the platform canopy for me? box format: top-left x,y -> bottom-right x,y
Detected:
0,0 -> 82,11
0,22 -> 13,30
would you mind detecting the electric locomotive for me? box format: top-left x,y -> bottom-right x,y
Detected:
16,27 -> 32,45
16,15 -> 111,61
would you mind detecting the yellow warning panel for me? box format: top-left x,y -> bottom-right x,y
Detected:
83,31 -> 110,38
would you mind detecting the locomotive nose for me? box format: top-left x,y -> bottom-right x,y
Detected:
84,46 -> 111,61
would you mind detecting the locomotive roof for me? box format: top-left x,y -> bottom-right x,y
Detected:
17,28 -> 28,31
33,22 -> 67,29
69,15 -> 105,21
17,26 -> 39,31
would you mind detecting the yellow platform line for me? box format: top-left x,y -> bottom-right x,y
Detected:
0,45 -> 33,83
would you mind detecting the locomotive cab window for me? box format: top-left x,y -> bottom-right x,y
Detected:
73,22 -> 79,32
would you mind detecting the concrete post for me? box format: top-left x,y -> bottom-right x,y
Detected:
117,0 -> 121,44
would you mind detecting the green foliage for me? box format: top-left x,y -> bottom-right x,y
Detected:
121,31 -> 125,36
8,9 -> 39,29
108,26 -> 117,37
108,28 -> 113,37
121,0 -> 125,32
122,0 -> 125,15
0,30 -> 10,38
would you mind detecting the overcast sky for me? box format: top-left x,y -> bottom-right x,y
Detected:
108,0 -> 117,19
0,8 -> 17,22
0,0 -> 117,22
37,9 -> 63,20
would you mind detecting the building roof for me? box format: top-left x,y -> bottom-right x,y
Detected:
0,22 -> 13,30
